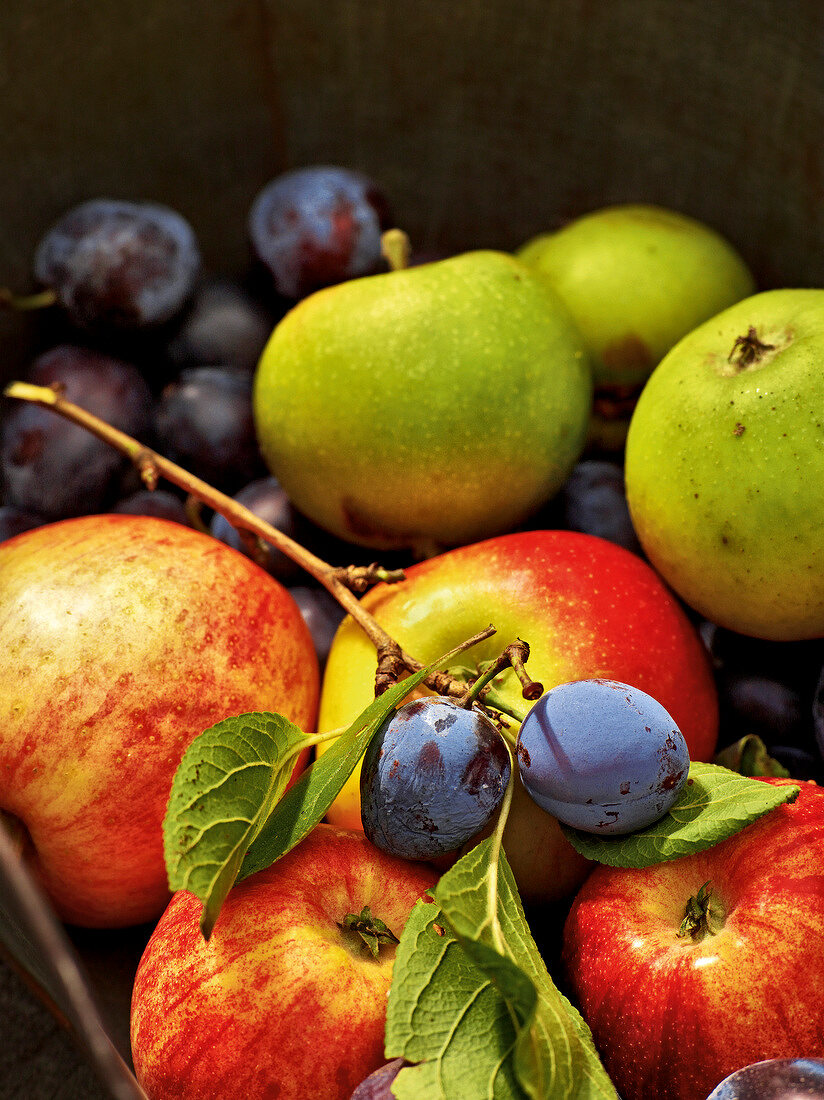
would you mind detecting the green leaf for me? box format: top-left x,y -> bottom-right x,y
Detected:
237,663 -> 436,881
561,762 -> 800,868
386,839 -> 618,1100
163,711 -> 309,938
714,734 -> 791,778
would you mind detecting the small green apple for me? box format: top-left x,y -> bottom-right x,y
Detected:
625,288 -> 824,641
517,205 -> 755,447
253,250 -> 592,552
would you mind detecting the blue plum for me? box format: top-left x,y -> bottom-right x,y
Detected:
705,1058 -> 824,1099
516,679 -> 690,834
360,697 -> 511,860
248,165 -> 391,299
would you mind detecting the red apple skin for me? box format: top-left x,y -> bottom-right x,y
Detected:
0,514 -> 319,928
130,824 -> 438,1100
562,778 -> 824,1100
318,530 -> 719,903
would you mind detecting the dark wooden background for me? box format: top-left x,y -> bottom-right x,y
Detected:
2,1 -> 824,379
1,1 -> 823,1095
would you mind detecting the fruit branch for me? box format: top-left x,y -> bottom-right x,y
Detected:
3,381 -> 529,715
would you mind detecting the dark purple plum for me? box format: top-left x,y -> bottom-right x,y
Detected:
209,475 -> 306,583
33,198 -> 201,330
288,585 -> 346,668
558,459 -> 642,554
1,345 -> 153,518
349,1058 -> 407,1099
360,696 -> 511,860
166,277 -> 276,372
0,504 -> 47,543
723,674 -> 804,741
248,166 -> 391,299
112,489 -> 191,526
153,366 -> 267,493
705,1057 -> 824,1099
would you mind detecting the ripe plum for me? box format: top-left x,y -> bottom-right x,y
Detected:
33,198 -> 200,330
1,345 -> 153,518
248,166 -> 391,299
360,697 -> 511,860
706,1057 -> 824,1099
516,679 -> 690,834
153,366 -> 266,493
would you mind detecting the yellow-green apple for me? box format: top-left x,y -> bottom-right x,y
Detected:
0,514 -> 319,928
129,823 -> 437,1100
253,250 -> 593,553
625,288 -> 824,641
517,205 -> 755,448
317,530 -> 718,903
562,778 -> 824,1100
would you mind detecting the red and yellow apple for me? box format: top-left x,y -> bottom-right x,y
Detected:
317,530 -> 719,903
0,514 -> 319,927
562,778 -> 824,1100
130,823 -> 437,1100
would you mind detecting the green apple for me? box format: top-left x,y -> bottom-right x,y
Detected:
517,205 -> 755,447
253,250 -> 592,552
625,288 -> 824,641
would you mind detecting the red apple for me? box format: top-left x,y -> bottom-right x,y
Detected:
129,823 -> 438,1100
317,530 -> 719,903
0,514 -> 319,927
561,778 -> 824,1100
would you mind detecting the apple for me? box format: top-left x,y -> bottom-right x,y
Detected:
517,204 -> 755,448
0,514 -> 319,928
129,823 -> 438,1100
625,288 -> 824,641
316,529 -> 719,903
253,250 -> 593,553
561,777 -> 824,1100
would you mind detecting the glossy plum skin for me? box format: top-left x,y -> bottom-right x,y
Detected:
360,696 -> 511,860
516,679 -> 690,834
705,1057 -> 824,1099
248,165 -> 391,299
33,198 -> 200,330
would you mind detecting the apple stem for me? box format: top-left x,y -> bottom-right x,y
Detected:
380,228 -> 411,272
677,880 -> 725,941
0,287 -> 58,312
2,381 -> 514,710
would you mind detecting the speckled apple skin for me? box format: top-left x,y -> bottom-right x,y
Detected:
317,530 -> 718,901
562,778 -> 824,1100
518,204 -> 755,390
0,515 -> 319,927
626,288 -> 824,641
253,250 -> 593,551
130,824 -> 437,1100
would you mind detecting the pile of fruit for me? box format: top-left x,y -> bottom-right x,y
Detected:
1,166 -> 822,1100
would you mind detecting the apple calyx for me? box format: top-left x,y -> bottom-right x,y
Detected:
337,905 -> 400,958
727,326 -> 776,369
677,881 -> 726,942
